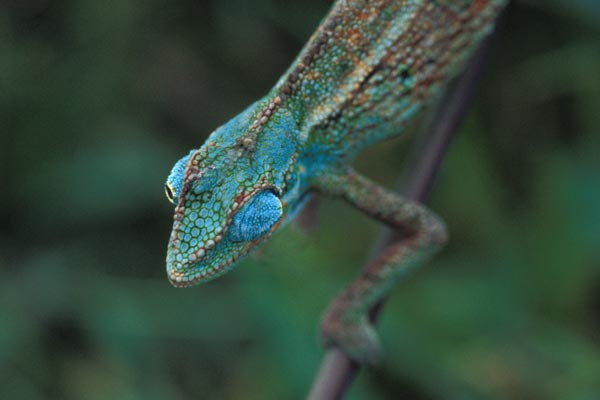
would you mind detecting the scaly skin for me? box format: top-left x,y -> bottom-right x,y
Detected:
165,0 -> 507,363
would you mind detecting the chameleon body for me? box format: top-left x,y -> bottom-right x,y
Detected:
165,0 -> 506,363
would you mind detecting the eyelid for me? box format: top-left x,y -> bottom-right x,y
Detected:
165,184 -> 175,204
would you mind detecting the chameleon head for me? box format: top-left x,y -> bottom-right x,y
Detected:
164,106 -> 301,287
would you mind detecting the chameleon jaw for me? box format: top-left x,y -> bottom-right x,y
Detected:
167,235 -> 265,287
167,257 -> 236,287
167,215 -> 285,288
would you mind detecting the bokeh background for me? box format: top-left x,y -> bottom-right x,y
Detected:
2,0 -> 600,399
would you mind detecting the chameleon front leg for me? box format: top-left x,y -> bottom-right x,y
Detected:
315,167 -> 448,365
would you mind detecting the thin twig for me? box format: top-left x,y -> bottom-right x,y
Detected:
307,26 -> 501,400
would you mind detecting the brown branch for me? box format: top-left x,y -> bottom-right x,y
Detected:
307,25 -> 502,400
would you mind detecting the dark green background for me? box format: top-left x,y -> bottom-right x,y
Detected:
2,1 -> 600,398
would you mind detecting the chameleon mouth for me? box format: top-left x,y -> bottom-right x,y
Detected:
167,242 -> 251,287
167,258 -> 234,287
167,216 -> 284,288
166,231 -> 236,287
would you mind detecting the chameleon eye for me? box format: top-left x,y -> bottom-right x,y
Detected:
165,184 -> 175,204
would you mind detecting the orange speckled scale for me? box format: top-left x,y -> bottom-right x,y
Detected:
267,0 -> 507,158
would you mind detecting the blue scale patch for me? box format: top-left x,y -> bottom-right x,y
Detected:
228,191 -> 283,243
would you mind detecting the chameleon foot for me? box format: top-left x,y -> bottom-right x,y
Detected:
320,309 -> 382,365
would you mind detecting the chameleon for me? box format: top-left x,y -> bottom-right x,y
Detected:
164,0 -> 507,364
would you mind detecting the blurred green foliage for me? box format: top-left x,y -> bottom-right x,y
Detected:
1,1 -> 599,399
